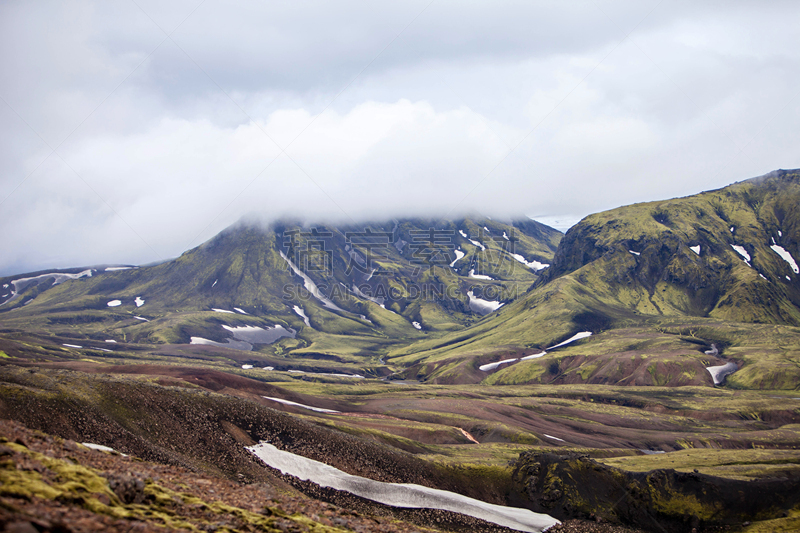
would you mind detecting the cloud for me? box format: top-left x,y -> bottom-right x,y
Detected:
2,1 -> 800,274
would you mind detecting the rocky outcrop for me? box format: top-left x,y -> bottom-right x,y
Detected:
512,451 -> 800,533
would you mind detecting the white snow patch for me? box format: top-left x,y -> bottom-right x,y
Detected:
280,251 -> 347,313
107,300 -> 122,307
543,434 -> 565,442
62,344 -> 82,349
468,269 -> 493,280
135,296 -> 145,307
212,308 -> 235,314
134,316 -> 149,321
293,305 -> 312,327
2,269 -> 93,305
779,231 -> 783,237
212,279 -> 218,287
2,284 -> 7,288
263,366 -> 274,371
247,442 -> 559,533
730,245 -> 751,263
222,324 -> 296,345
468,238 -> 486,251
629,250 -> 640,256
449,249 -> 465,267
98,348 -> 113,353
352,284 -> 392,312
104,266 -> 132,271
81,443 -> 115,453
509,253 -> 548,271
262,397 -> 340,414
479,358 -> 518,372
706,362 -> 738,385
730,226 -> 735,233
483,226 -> 490,233
770,245 -> 799,273
690,245 -> 701,255
105,340 -> 116,343
547,332 -> 592,350
190,336 -> 251,350
458,230 -> 467,238
502,232 -> 509,241
234,307 -> 248,314
467,290 -> 504,315
521,351 -> 547,360
788,276 -> 792,281
759,273 -> 768,280
412,321 -> 422,330
242,365 -> 254,369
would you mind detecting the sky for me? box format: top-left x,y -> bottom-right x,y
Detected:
2,1 -> 800,275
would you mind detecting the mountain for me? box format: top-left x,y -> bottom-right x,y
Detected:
0,216 -> 560,370
3,171 -> 800,390
387,170 -> 800,388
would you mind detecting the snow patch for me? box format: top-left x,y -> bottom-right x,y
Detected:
134,316 -> 149,321
547,332 -> 592,350
629,250 -> 640,256
280,251 -> 347,313
483,226 -> 490,233
449,249 -> 465,267
468,269 -> 493,280
479,358 -> 518,372
190,336 -> 251,351
62,344 -> 82,349
262,397 -> 340,414
234,307 -> 248,314
759,273 -> 768,280
107,300 -> 121,307
770,245 -> 799,273
543,434 -> 565,442
104,266 -> 132,271
521,351 -> 547,360
3,269 -> 93,305
730,227 -> 735,233
468,238 -> 486,251
779,230 -> 783,237
706,362 -> 738,385
293,305 -> 311,327
222,324 -> 296,344
105,339 -> 116,343
81,443 -> 115,453
690,245 -> 701,255
412,321 -> 422,330
135,296 -> 145,307
458,230 -> 467,238
246,442 -> 560,533
509,253 -> 548,271
730,245 -> 751,263
212,279 -> 218,287
242,365 -> 254,369
467,290 -> 504,315
212,308 -> 235,314
502,232 -> 509,240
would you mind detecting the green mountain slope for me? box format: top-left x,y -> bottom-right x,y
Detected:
387,170 -> 800,388
0,216 -> 560,364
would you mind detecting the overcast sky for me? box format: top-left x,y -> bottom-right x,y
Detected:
2,1 -> 800,275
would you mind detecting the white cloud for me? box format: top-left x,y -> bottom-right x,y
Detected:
2,1 -> 800,274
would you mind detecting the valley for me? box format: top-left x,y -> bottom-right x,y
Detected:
2,170 -> 800,532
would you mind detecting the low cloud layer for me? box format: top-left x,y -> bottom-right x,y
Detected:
2,1 -> 800,274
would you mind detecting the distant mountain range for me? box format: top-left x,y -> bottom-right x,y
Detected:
3,170 -> 800,389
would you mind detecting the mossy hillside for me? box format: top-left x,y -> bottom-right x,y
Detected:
0,434 -> 351,532
0,216 -> 559,366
